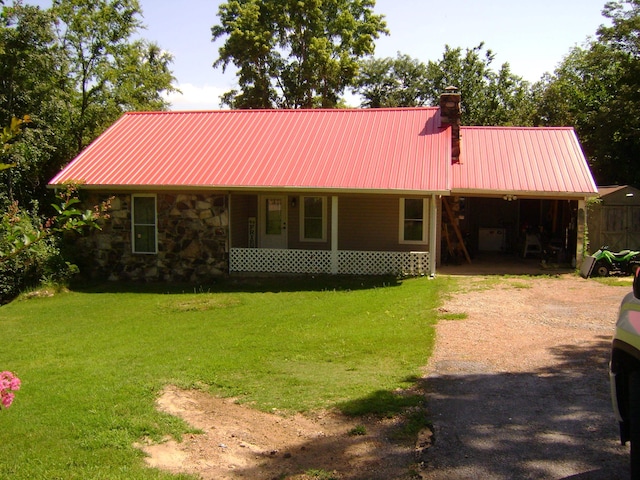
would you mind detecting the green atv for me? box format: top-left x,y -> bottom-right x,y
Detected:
611,268 -> 640,476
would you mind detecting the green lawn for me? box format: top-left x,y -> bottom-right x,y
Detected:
0,275 -> 451,479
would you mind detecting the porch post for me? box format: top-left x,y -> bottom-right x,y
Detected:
429,195 -> 438,277
331,196 -> 339,274
576,198 -> 587,267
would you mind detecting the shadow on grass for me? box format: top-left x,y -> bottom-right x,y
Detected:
69,274 -> 402,295
224,336 -> 630,479
337,388 -> 425,417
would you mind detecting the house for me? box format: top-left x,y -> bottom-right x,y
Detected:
49,91 -> 598,282
587,185 -> 640,252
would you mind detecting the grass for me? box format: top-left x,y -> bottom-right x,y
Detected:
304,469 -> 339,479
591,275 -> 634,287
0,275 -> 452,479
347,424 -> 367,436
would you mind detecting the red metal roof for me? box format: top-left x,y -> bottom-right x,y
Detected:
49,108 -> 451,194
50,110 -> 598,198
452,127 -> 597,196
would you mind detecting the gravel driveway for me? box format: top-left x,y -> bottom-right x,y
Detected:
419,273 -> 632,479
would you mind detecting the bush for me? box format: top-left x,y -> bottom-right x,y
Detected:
0,203 -> 77,303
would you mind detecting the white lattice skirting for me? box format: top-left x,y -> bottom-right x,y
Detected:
230,248 -> 430,275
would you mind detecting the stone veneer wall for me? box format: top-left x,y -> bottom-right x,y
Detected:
75,192 -> 229,282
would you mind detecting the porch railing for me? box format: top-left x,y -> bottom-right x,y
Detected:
229,248 -> 430,275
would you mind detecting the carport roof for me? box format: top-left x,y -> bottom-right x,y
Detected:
453,126 -> 598,197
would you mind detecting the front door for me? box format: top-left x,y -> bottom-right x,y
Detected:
259,195 -> 288,249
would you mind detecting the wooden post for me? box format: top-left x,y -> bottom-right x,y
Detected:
576,199 -> 587,266
331,196 -> 338,274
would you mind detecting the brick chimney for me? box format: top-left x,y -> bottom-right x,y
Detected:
439,86 -> 461,164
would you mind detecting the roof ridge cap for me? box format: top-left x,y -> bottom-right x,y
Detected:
124,107 -> 440,116
461,125 -> 574,130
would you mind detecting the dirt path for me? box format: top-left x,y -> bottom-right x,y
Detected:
137,274 -> 633,479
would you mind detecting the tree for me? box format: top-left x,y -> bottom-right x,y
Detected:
598,0 -> 640,56
0,3 -> 58,126
424,43 -> 533,125
212,0 -> 388,109
353,44 -> 534,124
0,0 -> 175,299
353,53 -> 430,107
533,0 -> 640,186
0,117 -> 109,303
0,0 -> 176,212
51,0 -> 176,153
0,3 -> 61,208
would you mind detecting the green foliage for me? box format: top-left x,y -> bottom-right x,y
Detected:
0,114 -> 28,168
51,0 -> 176,153
354,43 -> 534,125
0,276 -> 447,478
354,53 -> 430,107
0,0 -> 176,212
0,202 -> 46,302
212,0 -> 388,108
533,0 -> 640,186
1,117 -> 108,299
0,3 -> 72,206
0,3 -> 58,126
424,43 -> 534,125
0,177 -> 110,303
0,1 -> 174,300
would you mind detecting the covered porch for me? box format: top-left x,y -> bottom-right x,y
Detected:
228,193 -> 439,276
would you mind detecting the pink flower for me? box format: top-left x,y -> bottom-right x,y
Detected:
1,392 -> 14,408
0,371 -> 20,409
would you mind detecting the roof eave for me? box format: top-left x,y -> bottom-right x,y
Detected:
49,183 -> 450,196
450,189 -> 598,199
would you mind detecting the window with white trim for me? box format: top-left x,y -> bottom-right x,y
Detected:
300,196 -> 327,242
132,194 -> 157,254
399,198 -> 429,244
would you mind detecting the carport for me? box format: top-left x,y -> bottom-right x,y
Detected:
440,125 -> 597,272
444,196 -> 580,266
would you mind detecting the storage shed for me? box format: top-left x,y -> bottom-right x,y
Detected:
588,185 -> 640,253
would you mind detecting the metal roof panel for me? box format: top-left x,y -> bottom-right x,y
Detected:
452,127 -> 597,196
50,108 -> 451,193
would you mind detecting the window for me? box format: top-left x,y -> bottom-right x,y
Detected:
265,198 -> 284,235
400,198 -> 429,244
300,196 -> 326,242
132,195 -> 157,254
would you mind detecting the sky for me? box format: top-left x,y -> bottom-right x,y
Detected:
27,0 -> 610,110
